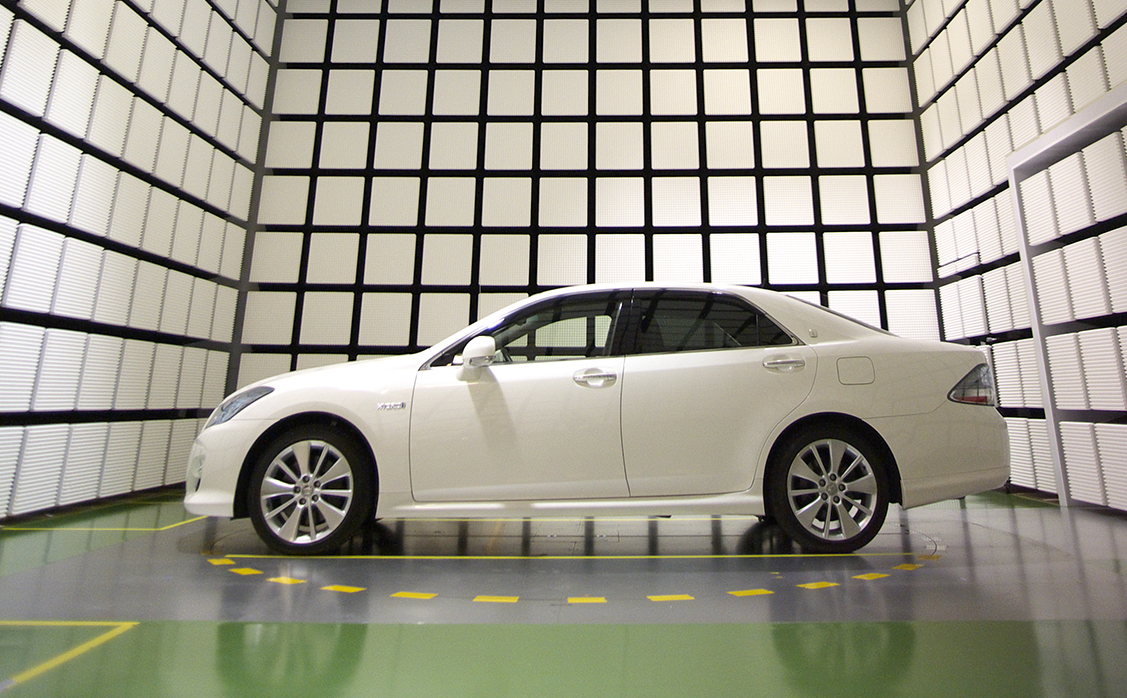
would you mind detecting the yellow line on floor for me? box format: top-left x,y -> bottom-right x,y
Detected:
5,517 -> 206,532
0,621 -> 137,692
223,551 -> 917,560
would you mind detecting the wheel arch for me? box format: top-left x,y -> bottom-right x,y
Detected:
764,412 -> 903,509
233,412 -> 379,519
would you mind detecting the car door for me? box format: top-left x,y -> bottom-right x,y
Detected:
409,292 -> 631,502
619,291 -> 817,497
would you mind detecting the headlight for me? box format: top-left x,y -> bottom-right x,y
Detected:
205,386 -> 274,429
948,364 -> 996,407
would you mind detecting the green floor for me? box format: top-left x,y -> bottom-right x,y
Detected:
2,490 -> 1127,697
3,619 -> 1126,697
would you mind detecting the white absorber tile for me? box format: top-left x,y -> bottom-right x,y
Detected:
9,424 -> 69,516
165,419 -> 198,485
135,420 -> 172,491
1006,418 -> 1035,489
1084,132 -> 1127,221
1060,422 -> 1106,506
1078,327 -> 1127,410
992,341 -> 1024,408
0,426 -> 23,517
3,224 -> 63,314
58,423 -> 109,506
1063,238 -> 1111,320
52,237 -> 103,321
32,328 -> 87,412
100,421 -> 141,498
1028,419 -> 1057,495
0,110 -> 40,208
0,20 -> 59,118
77,333 -> 123,411
1017,338 -> 1043,408
1031,249 -> 1073,325
0,323 -> 45,412
1095,423 -> 1127,510
1045,333 -> 1088,410
1100,226 -> 1127,313
1020,170 -> 1060,246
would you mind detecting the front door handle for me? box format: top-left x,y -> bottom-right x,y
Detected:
573,369 -> 618,388
763,356 -> 806,372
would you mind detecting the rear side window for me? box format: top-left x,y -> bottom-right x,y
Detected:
631,293 -> 793,354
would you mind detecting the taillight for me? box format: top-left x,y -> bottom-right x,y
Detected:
948,363 -> 997,407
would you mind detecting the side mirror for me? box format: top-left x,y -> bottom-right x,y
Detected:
457,335 -> 496,381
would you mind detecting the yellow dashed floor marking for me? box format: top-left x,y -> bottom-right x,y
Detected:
648,594 -> 694,602
207,559 -> 235,566
728,589 -> 774,597
323,585 -> 366,593
918,555 -> 942,561
267,577 -> 305,585
894,564 -> 923,571
474,595 -> 519,603
853,573 -> 890,581
797,582 -> 840,590
392,591 -> 437,600
228,568 -> 262,576
568,597 -> 607,604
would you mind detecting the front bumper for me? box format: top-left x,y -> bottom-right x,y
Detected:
183,419 -> 268,518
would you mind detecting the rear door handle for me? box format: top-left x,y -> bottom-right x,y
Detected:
573,369 -> 618,387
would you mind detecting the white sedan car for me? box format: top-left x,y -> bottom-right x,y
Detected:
185,284 -> 1009,555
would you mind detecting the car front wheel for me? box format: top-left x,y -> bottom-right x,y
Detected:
767,426 -> 889,554
247,424 -> 374,555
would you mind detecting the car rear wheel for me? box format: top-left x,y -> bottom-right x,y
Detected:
767,426 -> 889,554
247,424 -> 374,555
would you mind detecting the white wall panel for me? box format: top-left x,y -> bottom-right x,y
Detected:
1102,226 -> 1127,312
1046,333 -> 1087,409
100,421 -> 141,497
104,2 -> 148,84
0,323 -> 45,411
165,419 -> 197,484
1095,423 -> 1127,509
1032,248 -> 1072,324
212,285 -> 238,342
1006,418 -> 1036,488
92,250 -> 136,326
87,76 -> 133,158
33,329 -> 85,411
128,262 -> 167,331
53,238 -> 102,320
0,20 -> 59,118
1060,422 -> 1106,505
148,343 -> 183,409
4,225 -> 63,313
0,111 -> 38,208
1078,327 -> 1127,410
9,424 -> 68,515
1085,132 -> 1127,220
46,51 -> 99,139
58,424 -> 108,506
1064,238 -> 1110,319
24,135 -> 82,223
115,339 -> 155,409
78,334 -> 123,410
135,420 -> 172,490
65,0 -> 115,59
202,350 -> 228,407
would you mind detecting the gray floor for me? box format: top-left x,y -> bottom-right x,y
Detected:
2,490 -> 1126,626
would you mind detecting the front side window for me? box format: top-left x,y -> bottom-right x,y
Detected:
630,293 -> 794,355
429,293 -> 627,367
491,296 -> 623,363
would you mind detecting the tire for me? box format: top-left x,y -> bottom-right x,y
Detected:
247,424 -> 374,555
766,425 -> 889,554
